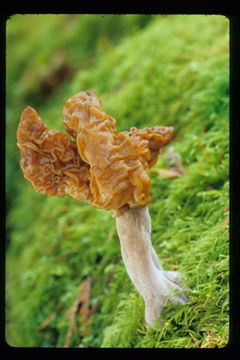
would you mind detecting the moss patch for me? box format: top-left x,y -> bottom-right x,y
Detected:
6,14 -> 229,348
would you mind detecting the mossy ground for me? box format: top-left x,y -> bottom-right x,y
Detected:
6,14 -> 229,348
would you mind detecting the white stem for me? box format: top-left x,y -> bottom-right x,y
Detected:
116,206 -> 187,325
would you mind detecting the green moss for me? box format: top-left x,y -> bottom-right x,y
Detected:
6,14 -> 229,348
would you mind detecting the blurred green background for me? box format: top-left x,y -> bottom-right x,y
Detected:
6,14 -> 229,348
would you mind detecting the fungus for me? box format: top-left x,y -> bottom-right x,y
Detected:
17,90 -> 187,325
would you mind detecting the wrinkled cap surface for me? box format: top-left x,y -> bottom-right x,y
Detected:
17,91 -> 175,216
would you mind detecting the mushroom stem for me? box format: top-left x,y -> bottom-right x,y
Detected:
116,206 -> 187,326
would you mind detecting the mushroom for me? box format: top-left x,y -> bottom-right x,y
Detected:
17,90 -> 187,326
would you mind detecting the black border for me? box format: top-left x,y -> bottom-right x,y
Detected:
1,6 -> 240,354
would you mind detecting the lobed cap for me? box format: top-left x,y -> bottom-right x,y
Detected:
17,91 -> 175,216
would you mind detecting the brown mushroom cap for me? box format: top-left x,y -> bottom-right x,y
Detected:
17,91 -> 175,216
17,106 -> 91,201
